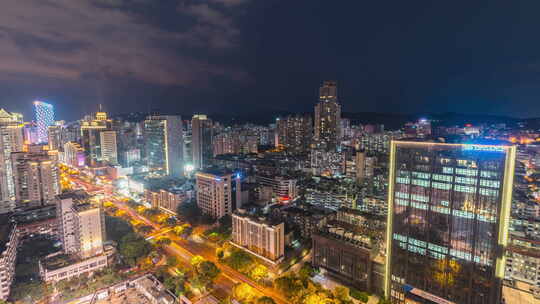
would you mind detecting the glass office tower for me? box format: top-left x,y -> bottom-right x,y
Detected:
385,141 -> 516,304
34,101 -> 54,144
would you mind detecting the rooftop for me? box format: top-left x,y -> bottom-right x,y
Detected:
234,209 -> 283,226
197,168 -> 234,177
73,203 -> 98,213
57,190 -> 90,201
42,253 -> 79,270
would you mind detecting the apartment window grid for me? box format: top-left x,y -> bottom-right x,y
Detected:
389,144 -> 509,304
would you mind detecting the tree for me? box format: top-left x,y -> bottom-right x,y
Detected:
333,286 -> 352,304
197,261 -> 221,283
218,214 -> 232,228
299,263 -> 315,281
274,275 -> 303,298
177,200 -> 203,225
167,256 -> 178,267
233,283 -> 258,303
191,255 -> 205,266
250,264 -> 269,281
226,249 -> 253,272
119,233 -> 152,265
256,297 -> 276,304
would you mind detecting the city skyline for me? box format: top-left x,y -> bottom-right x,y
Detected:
2,2 -> 540,119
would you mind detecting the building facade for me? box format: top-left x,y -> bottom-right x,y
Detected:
386,141 -> 516,304
0,220 -> 18,300
314,81 -> 341,149
144,115 -> 184,177
34,101 -> 54,144
191,114 -> 213,169
100,130 -> 118,165
232,210 -> 285,264
12,149 -> 60,207
0,109 -> 24,213
196,170 -> 241,219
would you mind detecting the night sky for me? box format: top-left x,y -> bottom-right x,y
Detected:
1,1 -> 540,120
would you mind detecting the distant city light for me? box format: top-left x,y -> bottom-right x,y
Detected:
184,164 -> 194,172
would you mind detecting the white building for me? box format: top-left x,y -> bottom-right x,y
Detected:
196,170 -> 241,219
0,109 -> 24,213
0,221 -> 18,300
63,141 -> 85,167
100,130 -> 118,165
40,192 -> 109,282
232,209 -> 284,264
11,149 -> 60,207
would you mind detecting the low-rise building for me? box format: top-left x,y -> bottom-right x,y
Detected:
39,250 -> 110,282
131,274 -> 177,304
145,188 -> 187,215
269,205 -> 335,240
232,209 -> 284,264
13,205 -> 58,237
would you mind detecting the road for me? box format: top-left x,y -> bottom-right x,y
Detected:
66,171 -> 289,304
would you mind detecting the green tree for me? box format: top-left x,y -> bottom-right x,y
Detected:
226,249 -> 253,272
274,275 -> 303,299
119,233 -> 152,265
333,286 -> 352,304
167,256 -> 178,267
177,200 -> 203,225
299,263 -> 315,281
256,296 -> 276,304
197,261 -> 221,283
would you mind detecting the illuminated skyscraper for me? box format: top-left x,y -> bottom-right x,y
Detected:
34,101 -> 54,144
385,141 -> 516,304
191,114 -> 213,169
12,148 -> 60,207
314,81 -> 341,149
144,115 -> 184,177
100,130 -> 118,165
276,114 -> 313,153
0,109 -> 24,213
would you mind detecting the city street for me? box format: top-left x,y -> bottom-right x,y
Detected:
66,170 -> 289,304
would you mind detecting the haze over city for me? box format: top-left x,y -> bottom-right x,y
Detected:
1,2 -> 540,304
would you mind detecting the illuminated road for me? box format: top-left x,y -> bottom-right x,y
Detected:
65,171 -> 289,304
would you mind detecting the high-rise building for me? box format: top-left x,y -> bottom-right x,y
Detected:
276,114 -> 313,153
40,191 -> 109,282
56,192 -> 105,259
80,113 -> 110,166
48,122 -> 65,151
196,169 -> 241,219
192,114 -> 213,169
100,130 -> 118,165
63,142 -> 85,167
385,141 -> 516,304
34,101 -> 54,144
0,217 -> 18,300
144,115 -> 184,177
0,109 -> 24,213
12,148 -> 60,207
314,81 -> 341,149
232,209 -> 285,264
